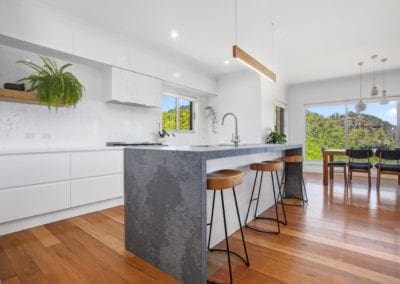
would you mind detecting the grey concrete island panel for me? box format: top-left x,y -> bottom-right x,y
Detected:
124,143 -> 302,283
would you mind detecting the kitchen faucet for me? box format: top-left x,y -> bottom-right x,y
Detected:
221,112 -> 240,147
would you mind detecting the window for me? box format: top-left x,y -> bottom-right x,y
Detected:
305,101 -> 398,160
162,95 -> 194,131
275,105 -> 285,134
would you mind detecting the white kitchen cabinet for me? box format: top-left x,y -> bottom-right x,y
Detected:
0,153 -> 70,189
70,174 -> 123,207
0,181 -> 70,223
0,149 -> 123,228
105,67 -> 162,107
0,0 -> 74,54
70,150 -> 123,179
74,29 -> 131,69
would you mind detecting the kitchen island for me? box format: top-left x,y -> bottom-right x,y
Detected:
124,143 -> 303,283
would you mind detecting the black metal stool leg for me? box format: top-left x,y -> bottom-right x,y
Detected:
277,170 -> 288,225
232,187 -> 249,266
245,169 -> 284,234
295,164 -> 306,206
207,190 -> 216,250
220,190 -> 233,284
253,171 -> 264,219
245,170 -> 258,225
281,162 -> 308,207
270,172 -> 280,233
298,164 -> 308,202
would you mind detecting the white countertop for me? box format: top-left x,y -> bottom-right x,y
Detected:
0,146 -> 124,155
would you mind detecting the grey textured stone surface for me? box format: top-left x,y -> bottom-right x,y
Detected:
124,144 -> 302,283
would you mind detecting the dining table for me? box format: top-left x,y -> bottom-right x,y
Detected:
322,149 -> 347,185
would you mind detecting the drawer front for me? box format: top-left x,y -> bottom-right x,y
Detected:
0,153 -> 70,189
70,174 -> 123,207
70,150 -> 123,179
0,181 -> 70,223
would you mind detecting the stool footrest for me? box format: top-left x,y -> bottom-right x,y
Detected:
255,216 -> 287,225
279,197 -> 308,207
208,248 -> 249,266
251,198 -> 259,201
245,223 -> 280,234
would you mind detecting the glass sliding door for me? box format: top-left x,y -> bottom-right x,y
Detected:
347,101 -> 396,149
305,100 -> 398,161
306,105 -> 346,160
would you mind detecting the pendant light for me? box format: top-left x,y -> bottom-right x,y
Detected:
232,0 -> 276,82
380,58 -> 388,104
370,55 -> 378,96
355,62 -> 366,113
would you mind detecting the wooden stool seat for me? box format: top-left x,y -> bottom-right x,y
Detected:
250,161 -> 283,172
282,155 -> 303,163
207,169 -> 243,190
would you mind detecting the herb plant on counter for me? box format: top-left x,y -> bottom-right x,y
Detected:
17,57 -> 85,108
265,131 -> 287,144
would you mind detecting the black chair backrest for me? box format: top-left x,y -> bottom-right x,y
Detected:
346,149 -> 373,159
376,149 -> 400,161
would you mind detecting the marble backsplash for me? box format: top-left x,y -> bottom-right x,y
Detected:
0,44 -> 209,151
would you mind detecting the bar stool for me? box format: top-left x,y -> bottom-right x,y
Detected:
280,155 -> 308,206
244,160 -> 287,234
207,169 -> 250,284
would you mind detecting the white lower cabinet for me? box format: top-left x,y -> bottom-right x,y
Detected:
71,174 -> 123,207
0,149 -> 123,227
0,181 -> 70,223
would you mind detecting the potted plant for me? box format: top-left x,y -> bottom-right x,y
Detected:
156,122 -> 175,144
265,131 -> 287,144
17,56 -> 85,108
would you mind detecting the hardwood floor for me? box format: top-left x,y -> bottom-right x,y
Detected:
1,173 -> 399,283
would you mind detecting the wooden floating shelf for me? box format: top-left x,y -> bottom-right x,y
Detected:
0,88 -> 65,107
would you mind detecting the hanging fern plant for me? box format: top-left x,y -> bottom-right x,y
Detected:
17,57 -> 85,108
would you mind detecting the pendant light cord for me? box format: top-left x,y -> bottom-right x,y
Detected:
235,0 -> 238,45
359,62 -> 363,99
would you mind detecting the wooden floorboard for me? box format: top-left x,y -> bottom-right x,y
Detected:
0,173 -> 399,283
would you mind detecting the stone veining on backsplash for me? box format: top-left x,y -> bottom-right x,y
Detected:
0,44 -> 210,150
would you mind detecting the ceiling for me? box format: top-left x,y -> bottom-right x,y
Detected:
37,0 -> 400,85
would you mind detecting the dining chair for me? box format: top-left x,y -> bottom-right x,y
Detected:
346,149 -> 373,187
375,149 -> 400,189
327,154 -> 348,186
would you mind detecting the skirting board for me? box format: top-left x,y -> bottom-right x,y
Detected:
0,197 -> 123,236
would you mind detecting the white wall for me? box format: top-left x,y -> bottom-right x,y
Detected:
209,70 -> 261,144
0,44 -> 210,149
209,70 -> 288,145
288,69 -> 400,148
260,76 -> 288,140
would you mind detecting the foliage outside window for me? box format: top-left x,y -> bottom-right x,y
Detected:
162,95 -> 194,131
306,101 -> 398,160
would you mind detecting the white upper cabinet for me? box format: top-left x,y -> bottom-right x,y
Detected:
74,29 -> 131,69
105,67 -> 162,107
0,0 -> 74,54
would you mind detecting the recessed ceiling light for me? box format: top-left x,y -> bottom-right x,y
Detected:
173,72 -> 181,78
170,29 -> 179,39
224,60 -> 230,65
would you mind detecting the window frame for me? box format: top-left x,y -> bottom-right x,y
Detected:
162,92 -> 196,133
274,101 -> 288,135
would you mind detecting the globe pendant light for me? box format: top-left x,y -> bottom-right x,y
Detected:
380,58 -> 388,104
355,62 -> 366,113
370,55 -> 378,96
